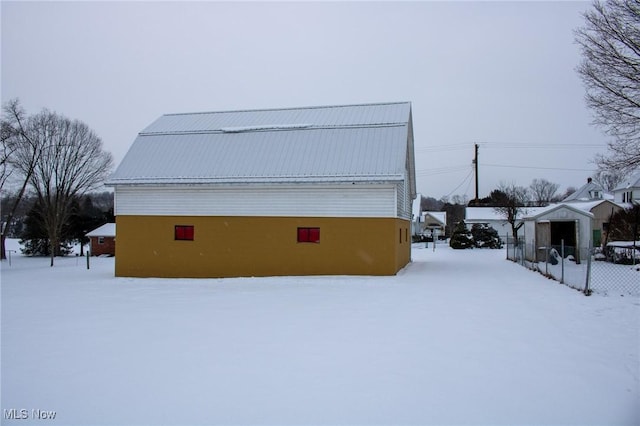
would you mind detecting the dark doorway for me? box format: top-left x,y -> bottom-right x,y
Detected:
550,221 -> 577,261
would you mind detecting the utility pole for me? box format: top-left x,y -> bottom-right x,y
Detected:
473,143 -> 479,202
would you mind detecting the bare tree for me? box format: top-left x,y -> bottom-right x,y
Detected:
1,120 -> 17,191
593,168 -> 626,191
0,99 -> 43,260
529,178 -> 560,206
575,0 -> 640,174
493,182 -> 530,240
25,110 -> 113,266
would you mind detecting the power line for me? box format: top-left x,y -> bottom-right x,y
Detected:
444,169 -> 474,198
415,142 -> 604,152
415,165 -> 471,176
480,143 -> 604,150
481,163 -> 596,172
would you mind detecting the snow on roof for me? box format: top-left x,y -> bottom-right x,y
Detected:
86,223 -> 116,237
424,211 -> 446,226
613,171 -> 640,192
108,102 -> 415,189
523,203 -> 593,220
140,102 -> 411,134
563,199 -> 622,212
562,179 -> 609,202
465,207 -> 508,222
412,194 -> 422,220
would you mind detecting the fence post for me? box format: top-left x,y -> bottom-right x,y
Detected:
561,239 -> 565,284
584,240 -> 592,296
545,246 -> 549,276
86,250 -> 90,270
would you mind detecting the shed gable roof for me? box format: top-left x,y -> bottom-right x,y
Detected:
108,102 -> 415,194
523,203 -> 594,220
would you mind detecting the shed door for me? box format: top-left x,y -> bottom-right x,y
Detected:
536,222 -> 551,262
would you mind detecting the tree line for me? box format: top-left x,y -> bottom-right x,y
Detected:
1,99 -> 113,265
2,191 -> 114,257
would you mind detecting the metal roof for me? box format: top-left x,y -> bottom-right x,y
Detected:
140,102 -> 411,134
108,102 -> 415,189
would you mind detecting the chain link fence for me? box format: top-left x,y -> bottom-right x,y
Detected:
506,237 -> 639,296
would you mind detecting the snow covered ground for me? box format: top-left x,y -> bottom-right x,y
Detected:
1,239 -> 638,425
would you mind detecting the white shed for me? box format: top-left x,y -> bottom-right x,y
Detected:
522,204 -> 593,263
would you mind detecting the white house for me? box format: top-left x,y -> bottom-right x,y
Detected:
465,207 -> 514,240
563,177 -> 612,202
613,172 -> 640,205
423,211 -> 446,237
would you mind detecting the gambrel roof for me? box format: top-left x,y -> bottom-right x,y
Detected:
107,102 -> 416,197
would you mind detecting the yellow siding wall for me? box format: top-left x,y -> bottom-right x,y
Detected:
115,216 -> 412,278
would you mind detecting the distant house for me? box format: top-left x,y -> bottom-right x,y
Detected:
562,199 -> 623,248
107,102 -> 416,278
86,223 -> 116,256
465,207 -> 514,240
423,211 -> 446,238
411,194 -> 423,236
563,177 -> 611,202
410,196 -> 446,239
613,172 -> 640,205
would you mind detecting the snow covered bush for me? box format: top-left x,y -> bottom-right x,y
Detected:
470,223 -> 503,249
450,221 -> 474,249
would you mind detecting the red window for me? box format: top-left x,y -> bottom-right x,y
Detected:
175,225 -> 194,241
297,227 -> 320,243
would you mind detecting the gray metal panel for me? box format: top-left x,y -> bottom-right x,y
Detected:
109,125 -> 408,184
141,102 -> 411,134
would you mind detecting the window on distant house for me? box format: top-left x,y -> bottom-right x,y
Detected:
98,237 -> 105,244
297,227 -> 320,243
175,225 -> 194,241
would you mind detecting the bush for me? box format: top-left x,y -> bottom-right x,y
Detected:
450,221 -> 474,249
470,224 -> 503,249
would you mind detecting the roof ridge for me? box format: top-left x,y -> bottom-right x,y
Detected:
139,122 -> 407,136
162,101 -> 411,117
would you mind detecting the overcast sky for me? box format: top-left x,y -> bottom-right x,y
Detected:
2,1 -> 608,200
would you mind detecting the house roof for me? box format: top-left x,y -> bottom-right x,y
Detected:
107,102 -> 415,196
86,223 -> 116,237
412,193 -> 422,220
613,171 -> 640,192
562,179 -> 610,202
563,199 -> 622,213
465,207 -> 509,222
424,211 -> 446,226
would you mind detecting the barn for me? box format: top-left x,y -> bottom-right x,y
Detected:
107,102 -> 416,278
